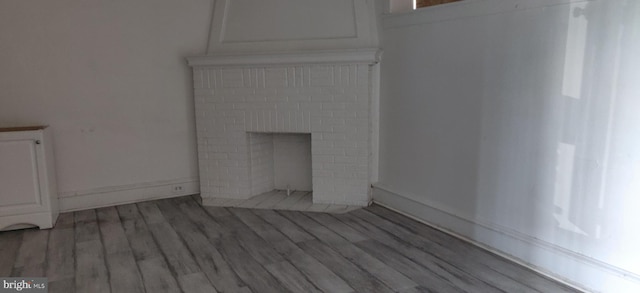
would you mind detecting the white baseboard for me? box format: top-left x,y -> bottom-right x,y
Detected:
372,185 -> 640,293
58,178 -> 200,212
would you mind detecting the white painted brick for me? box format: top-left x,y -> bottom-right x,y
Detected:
346,148 -> 369,156
300,102 -> 322,111
337,65 -> 350,86
193,69 -> 204,89
221,69 -> 244,88
268,111 -> 278,131
356,68 -> 369,85
225,124 -> 245,132
320,87 -> 345,95
334,170 -> 359,179
216,88 -> 237,95
331,125 -> 358,134
334,94 -> 358,102
255,88 -> 278,95
322,133 -> 346,141
312,95 -> 333,102
265,68 -> 288,88
194,88 -> 214,96
355,156 -> 369,165
312,155 -> 335,164
222,95 -> 245,102
210,153 -> 229,160
345,165 -> 369,173
310,66 -> 333,86
326,163 -> 347,172
275,102 -> 300,110
355,110 -> 369,118
310,111 -> 324,119
322,102 -> 345,111
333,140 -> 358,148
234,88 -> 256,95
298,88 -> 325,95
314,147 -> 345,156
321,118 -> 345,126
194,62 -> 374,204
246,96 -> 267,102
334,156 -> 357,164
277,88 -> 300,95
214,103 -> 235,110
329,110 -> 355,118
356,171 -> 369,179
313,124 -> 334,133
206,70 -> 217,89
314,170 -> 334,177
288,95 -> 311,102
203,97 -> 225,104
313,141 -> 334,149
317,110 -> 333,118
344,118 -> 368,128
310,118 -> 323,131
265,95 -> 288,102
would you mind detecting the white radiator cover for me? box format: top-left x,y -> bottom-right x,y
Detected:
189,50 -> 380,206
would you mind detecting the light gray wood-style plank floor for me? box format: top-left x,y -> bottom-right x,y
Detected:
0,195 -> 582,293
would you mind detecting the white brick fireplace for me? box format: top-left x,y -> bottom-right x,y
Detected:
188,50 -> 380,206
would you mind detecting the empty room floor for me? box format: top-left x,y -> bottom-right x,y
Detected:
0,195 -> 580,293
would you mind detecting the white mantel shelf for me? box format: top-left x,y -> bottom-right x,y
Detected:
187,49 -> 382,67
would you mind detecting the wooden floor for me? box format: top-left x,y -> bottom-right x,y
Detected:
0,195 -> 581,293
204,190 -> 362,214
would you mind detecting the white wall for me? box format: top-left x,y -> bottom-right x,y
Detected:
376,0 -> 640,292
0,0 -> 213,210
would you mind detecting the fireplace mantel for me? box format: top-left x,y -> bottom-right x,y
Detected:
188,48 -> 380,207
187,49 -> 382,67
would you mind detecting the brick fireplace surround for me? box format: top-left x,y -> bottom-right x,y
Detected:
188,50 -> 380,206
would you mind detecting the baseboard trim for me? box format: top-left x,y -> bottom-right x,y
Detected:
372,185 -> 640,293
58,178 -> 200,212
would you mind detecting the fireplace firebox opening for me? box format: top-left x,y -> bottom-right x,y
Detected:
249,132 -> 312,197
